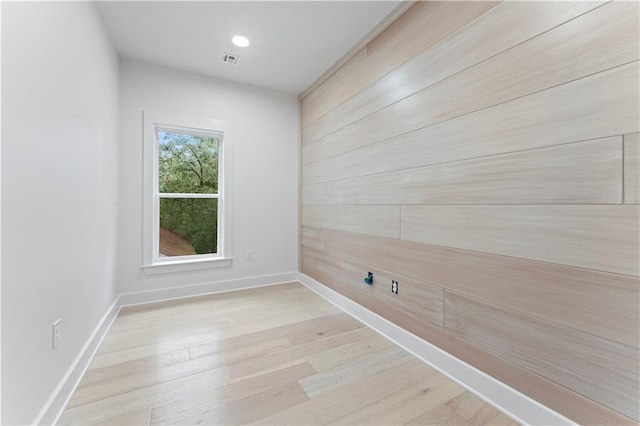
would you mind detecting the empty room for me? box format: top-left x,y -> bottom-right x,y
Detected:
1,1 -> 639,425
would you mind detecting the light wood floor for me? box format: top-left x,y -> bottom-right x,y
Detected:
59,282 -> 517,425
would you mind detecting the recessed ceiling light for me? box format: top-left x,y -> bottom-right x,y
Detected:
232,35 -> 250,48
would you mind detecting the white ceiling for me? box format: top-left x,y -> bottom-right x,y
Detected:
96,1 -> 402,94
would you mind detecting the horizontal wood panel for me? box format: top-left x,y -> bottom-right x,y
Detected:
301,1 -> 498,126
302,1 -> 611,145
322,229 -> 639,348
300,226 -> 325,251
299,1 -> 640,422
301,245 -> 375,306
625,132 -> 640,204
303,4 -> 639,166
370,268 -> 444,330
300,48 -> 367,124
301,205 -> 399,239
303,62 -> 639,185
302,249 -> 636,425
445,292 -> 640,420
303,137 -> 622,205
401,205 -> 639,276
301,242 -> 444,331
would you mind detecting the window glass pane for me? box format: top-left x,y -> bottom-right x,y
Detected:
158,132 -> 219,194
159,198 -> 218,257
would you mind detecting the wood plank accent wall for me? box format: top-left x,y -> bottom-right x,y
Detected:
625,133 -> 640,204
299,1 -> 640,424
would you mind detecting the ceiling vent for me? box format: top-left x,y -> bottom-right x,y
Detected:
222,53 -> 240,65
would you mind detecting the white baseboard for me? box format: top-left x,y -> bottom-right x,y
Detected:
298,273 -> 576,426
35,297 -> 120,425
36,271 -> 299,425
118,271 -> 300,307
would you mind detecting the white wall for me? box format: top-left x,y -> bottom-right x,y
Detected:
0,2 -> 3,422
118,59 -> 299,294
1,3 -> 120,424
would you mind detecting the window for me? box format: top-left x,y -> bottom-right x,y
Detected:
142,111 -> 233,274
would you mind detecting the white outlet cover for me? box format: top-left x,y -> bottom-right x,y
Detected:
52,319 -> 61,349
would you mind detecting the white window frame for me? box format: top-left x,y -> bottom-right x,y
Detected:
142,111 -> 233,275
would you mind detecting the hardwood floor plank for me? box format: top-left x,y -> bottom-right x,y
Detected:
60,283 -> 515,426
409,391 -> 516,426
227,327 -> 376,380
189,336 -> 292,361
89,340 -> 210,371
305,335 -> 394,373
94,406 -> 151,426
283,312 -> 365,346
93,311 -> 362,372
175,381 -> 309,425
105,289 -> 330,344
300,346 -> 414,398
625,132 -> 640,204
59,364 -> 231,424
80,349 -> 190,388
333,378 -> 466,426
255,359 -> 430,425
93,302 -> 339,364
68,353 -> 236,409
187,311 -> 364,361
401,204 -> 639,275
149,362 -> 316,425
105,286 -> 315,342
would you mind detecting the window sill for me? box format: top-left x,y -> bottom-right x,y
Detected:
142,257 -> 233,275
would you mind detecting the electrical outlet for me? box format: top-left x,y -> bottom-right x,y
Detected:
391,280 -> 399,295
246,250 -> 253,261
52,319 -> 61,349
